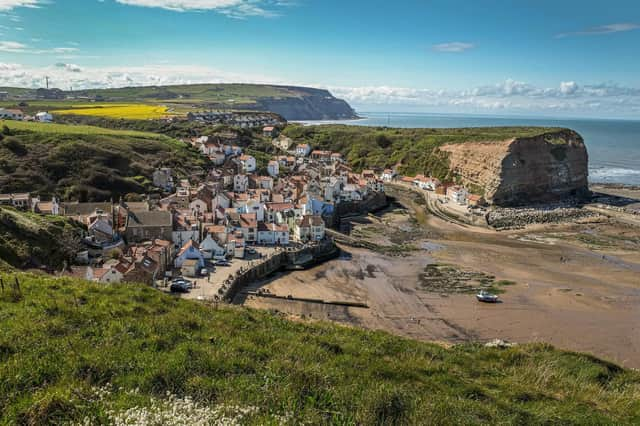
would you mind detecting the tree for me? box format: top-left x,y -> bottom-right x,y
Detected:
375,133 -> 392,149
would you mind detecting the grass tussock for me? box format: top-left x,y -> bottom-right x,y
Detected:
0,206 -> 84,270
0,273 -> 638,424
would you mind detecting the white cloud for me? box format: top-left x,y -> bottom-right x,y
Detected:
329,79 -> 640,117
0,40 -> 26,51
0,61 -> 638,118
52,47 -> 79,53
55,62 -> 82,72
0,62 -> 280,90
560,81 -> 579,95
556,23 -> 640,38
432,42 -> 475,53
0,0 -> 41,11
114,0 -> 289,17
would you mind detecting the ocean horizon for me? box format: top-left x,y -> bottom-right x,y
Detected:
300,111 -> 640,186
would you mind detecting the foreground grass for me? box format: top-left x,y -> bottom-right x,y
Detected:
0,274 -> 638,425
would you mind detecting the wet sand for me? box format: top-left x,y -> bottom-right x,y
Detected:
241,197 -> 640,369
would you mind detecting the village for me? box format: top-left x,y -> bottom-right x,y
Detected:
0,108 -> 494,303
0,118 -> 411,300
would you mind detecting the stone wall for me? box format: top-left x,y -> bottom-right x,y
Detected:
222,240 -> 339,302
326,192 -> 389,228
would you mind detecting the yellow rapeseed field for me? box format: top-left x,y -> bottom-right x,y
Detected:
56,104 -> 174,119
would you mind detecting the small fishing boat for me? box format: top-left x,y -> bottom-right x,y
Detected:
476,290 -> 500,303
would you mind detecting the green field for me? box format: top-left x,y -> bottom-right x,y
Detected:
0,119 -> 168,138
0,273 -> 637,424
282,124 -> 566,178
69,83 -> 304,104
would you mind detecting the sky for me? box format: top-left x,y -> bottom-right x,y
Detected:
1,0 -> 640,119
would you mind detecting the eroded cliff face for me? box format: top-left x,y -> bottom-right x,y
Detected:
439,130 -> 589,206
242,87 -> 358,121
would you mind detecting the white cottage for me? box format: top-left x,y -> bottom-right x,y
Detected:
174,240 -> 206,269
200,234 -> 226,259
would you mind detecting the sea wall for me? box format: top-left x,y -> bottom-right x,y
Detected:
222,240 -> 339,302
327,192 -> 389,228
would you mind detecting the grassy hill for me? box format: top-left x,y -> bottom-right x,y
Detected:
0,273 -> 638,424
0,120 -> 207,201
0,207 -> 84,271
0,84 -> 298,105
282,124 -> 565,179
0,84 -> 358,120
68,83 -> 304,104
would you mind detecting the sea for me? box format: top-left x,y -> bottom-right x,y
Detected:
302,112 -> 640,186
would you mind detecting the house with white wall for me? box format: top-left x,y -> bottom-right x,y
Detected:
238,155 -> 256,173
93,266 -> 124,284
200,234 -> 226,259
0,108 -> 23,120
174,240 -> 206,269
267,160 -> 279,177
234,175 -> 248,193
35,111 -> 53,122
295,144 -> 311,157
447,185 -> 468,205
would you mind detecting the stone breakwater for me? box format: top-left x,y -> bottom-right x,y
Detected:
221,240 -> 339,302
487,203 -> 599,230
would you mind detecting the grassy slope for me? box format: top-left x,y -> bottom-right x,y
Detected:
0,120 -> 207,201
0,274 -> 637,425
0,207 -> 84,270
73,83 -> 303,103
282,125 -> 564,178
0,84 -> 304,105
0,119 -> 166,137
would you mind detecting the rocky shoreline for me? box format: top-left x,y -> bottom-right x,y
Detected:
487,202 -> 600,230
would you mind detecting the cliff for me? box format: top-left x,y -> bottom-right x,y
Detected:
439,129 -> 589,206
247,86 -> 358,120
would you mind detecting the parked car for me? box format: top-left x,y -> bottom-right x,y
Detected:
215,259 -> 231,267
247,248 -> 257,255
170,282 -> 190,293
172,278 -> 193,289
200,268 -> 208,276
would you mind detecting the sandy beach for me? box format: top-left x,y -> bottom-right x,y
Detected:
239,190 -> 640,369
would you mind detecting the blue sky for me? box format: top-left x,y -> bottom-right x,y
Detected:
1,0 -> 640,118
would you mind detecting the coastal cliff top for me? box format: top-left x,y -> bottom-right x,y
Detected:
282,124 -> 577,177
285,124 -> 571,144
